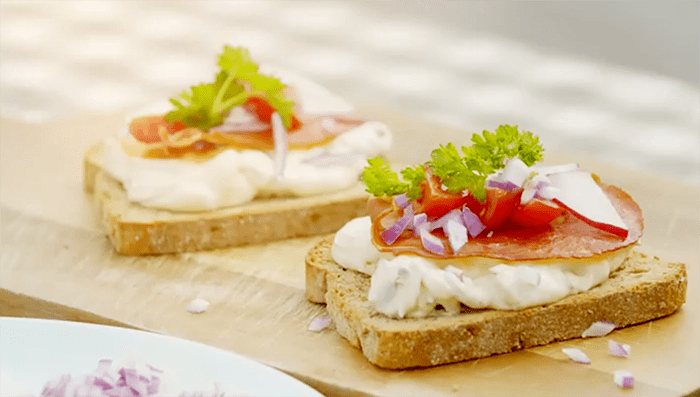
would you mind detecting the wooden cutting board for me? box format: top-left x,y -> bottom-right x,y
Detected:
1,108 -> 698,397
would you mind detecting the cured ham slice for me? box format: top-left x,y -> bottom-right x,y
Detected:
129,113 -> 366,158
371,184 -> 643,261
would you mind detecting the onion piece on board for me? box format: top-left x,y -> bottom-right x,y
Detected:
561,348 -> 591,364
608,340 -> 631,357
308,316 -> 332,332
613,370 -> 635,388
582,321 -> 616,337
187,298 -> 210,314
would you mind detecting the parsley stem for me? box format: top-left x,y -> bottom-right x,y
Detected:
213,72 -> 237,113
218,91 -> 250,114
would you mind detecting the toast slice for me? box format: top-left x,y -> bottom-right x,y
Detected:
84,141 -> 369,255
305,236 -> 687,369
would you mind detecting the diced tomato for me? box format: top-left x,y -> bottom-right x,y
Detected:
244,96 -> 302,130
129,115 -> 186,143
509,198 -> 564,228
480,186 -> 521,229
415,174 -> 479,219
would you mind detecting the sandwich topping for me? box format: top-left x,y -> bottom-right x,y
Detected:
331,126 -> 643,317
100,46 -> 392,211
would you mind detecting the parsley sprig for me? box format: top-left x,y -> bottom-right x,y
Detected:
361,158 -> 425,199
361,125 -> 543,202
165,46 -> 295,130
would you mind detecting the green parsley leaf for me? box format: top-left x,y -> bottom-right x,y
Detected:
360,159 -> 425,199
472,124 -> 543,168
428,143 -> 491,201
400,165 -> 426,199
361,126 -> 543,203
165,45 -> 296,130
217,46 -> 258,76
427,125 -> 544,201
361,157 -> 408,197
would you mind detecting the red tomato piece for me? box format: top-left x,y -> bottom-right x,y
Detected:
129,115 -> 186,143
480,186 -> 521,230
416,174 -> 479,219
509,198 -> 564,228
244,97 -> 302,130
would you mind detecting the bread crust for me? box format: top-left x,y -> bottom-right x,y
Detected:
305,236 -> 687,369
84,141 -> 369,255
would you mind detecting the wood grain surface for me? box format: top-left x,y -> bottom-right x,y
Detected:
1,108 -> 698,397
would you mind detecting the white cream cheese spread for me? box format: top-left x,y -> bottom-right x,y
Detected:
332,216 -> 631,318
101,68 -> 392,212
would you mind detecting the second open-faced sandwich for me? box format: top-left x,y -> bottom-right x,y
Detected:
84,45 -> 392,255
305,125 -> 687,369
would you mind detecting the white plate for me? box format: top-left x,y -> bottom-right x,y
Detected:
0,317 -> 323,397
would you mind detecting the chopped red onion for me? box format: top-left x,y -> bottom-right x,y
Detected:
412,213 -> 428,236
38,358 -> 247,397
96,359 -> 113,376
146,377 -> 160,395
393,193 -> 410,209
145,364 -> 163,374
308,316 -> 332,332
187,298 -> 210,314
520,187 -> 537,204
428,209 -> 463,231
271,112 -> 288,178
581,321 -> 616,337
419,229 -> 445,255
561,348 -> 591,364
613,370 -> 634,388
521,176 -> 552,205
499,157 -> 531,187
429,210 -> 468,252
381,206 -> 414,245
42,374 -> 71,396
608,340 -> 631,357
487,179 -> 521,192
94,377 -> 113,391
461,206 -> 485,237
445,219 -> 468,253
536,185 -> 560,200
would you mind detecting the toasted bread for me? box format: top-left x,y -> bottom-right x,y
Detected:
84,140 -> 369,255
305,236 -> 687,369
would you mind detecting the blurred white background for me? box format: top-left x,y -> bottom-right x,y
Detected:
362,1 -> 699,86
1,1 -> 698,182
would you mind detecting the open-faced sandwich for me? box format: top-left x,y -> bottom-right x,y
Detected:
84,45 -> 392,255
305,125 -> 687,369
